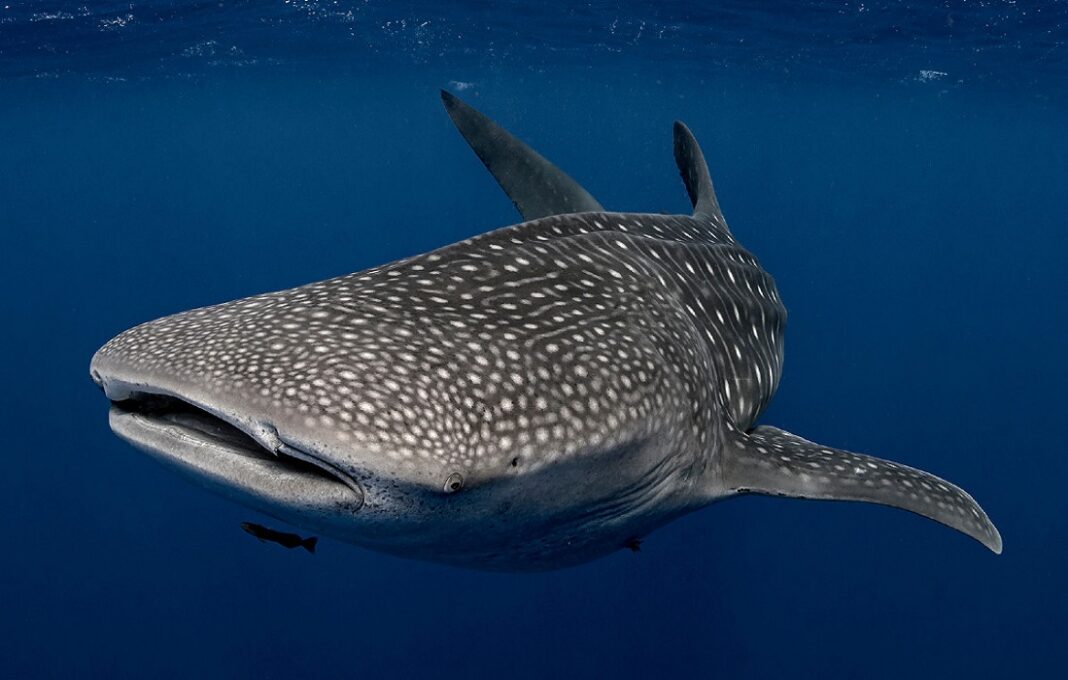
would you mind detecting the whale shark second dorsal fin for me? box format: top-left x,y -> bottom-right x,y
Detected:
441,90 -> 604,221
673,121 -> 725,223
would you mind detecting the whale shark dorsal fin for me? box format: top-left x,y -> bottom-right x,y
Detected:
440,90 -> 604,220
673,121 -> 725,223
722,425 -> 1002,553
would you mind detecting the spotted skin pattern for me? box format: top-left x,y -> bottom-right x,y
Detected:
726,426 -> 1002,552
92,96 -> 1001,567
95,210 -> 781,484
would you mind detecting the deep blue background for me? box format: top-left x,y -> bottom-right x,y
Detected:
1,2 -> 1066,678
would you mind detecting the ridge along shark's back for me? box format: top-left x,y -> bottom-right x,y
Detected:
441,91 -> 786,432
89,92 -> 1000,571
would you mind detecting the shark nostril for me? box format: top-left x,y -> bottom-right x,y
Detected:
444,472 -> 464,493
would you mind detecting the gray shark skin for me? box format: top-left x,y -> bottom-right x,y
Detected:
90,92 -> 1001,570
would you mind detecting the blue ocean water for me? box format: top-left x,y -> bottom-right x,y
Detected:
1,1 -> 1066,677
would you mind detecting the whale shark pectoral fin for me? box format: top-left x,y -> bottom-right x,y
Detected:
440,90 -> 604,220
672,121 -> 725,225
723,425 -> 1002,554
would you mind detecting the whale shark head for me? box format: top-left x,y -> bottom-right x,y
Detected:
90,212 -> 707,569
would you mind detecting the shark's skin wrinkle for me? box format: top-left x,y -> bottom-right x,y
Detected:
90,94 -> 1000,570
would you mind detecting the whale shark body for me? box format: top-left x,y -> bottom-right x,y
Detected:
90,92 -> 1001,569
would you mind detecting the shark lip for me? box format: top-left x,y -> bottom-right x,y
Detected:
102,384 -> 365,513
110,393 -> 294,465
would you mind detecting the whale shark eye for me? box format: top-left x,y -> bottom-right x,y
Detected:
443,472 -> 464,493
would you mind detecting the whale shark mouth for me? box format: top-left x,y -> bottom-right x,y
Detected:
112,393 -> 314,469
103,388 -> 364,512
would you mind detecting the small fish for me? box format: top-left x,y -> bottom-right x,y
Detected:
240,522 -> 318,554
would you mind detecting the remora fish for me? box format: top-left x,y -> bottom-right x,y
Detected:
89,91 -> 1001,570
241,522 -> 318,554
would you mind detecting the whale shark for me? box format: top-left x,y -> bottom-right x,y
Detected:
89,91 -> 1001,569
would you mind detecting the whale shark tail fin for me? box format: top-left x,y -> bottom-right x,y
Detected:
722,425 -> 1002,554
440,90 -> 604,221
672,121 -> 725,225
